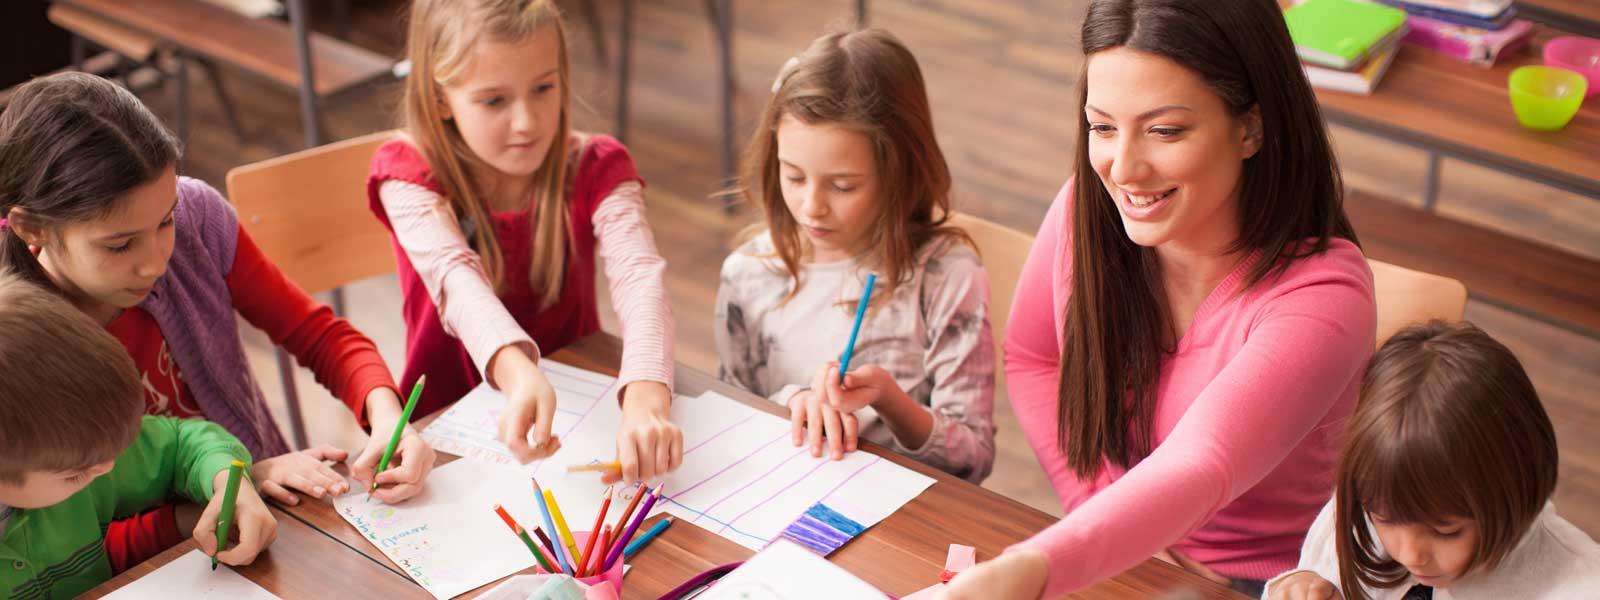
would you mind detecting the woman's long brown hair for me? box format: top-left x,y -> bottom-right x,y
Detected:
1058,0 -> 1357,477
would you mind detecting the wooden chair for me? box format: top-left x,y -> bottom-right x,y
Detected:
948,212 -> 1034,385
224,130 -> 398,449
1369,259 -> 1469,347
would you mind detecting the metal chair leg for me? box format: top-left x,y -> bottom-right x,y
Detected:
857,0 -> 869,28
275,348 -> 310,451
706,0 -> 736,212
197,59 -> 249,144
286,0 -> 324,148
71,34 -> 87,71
617,0 -> 633,143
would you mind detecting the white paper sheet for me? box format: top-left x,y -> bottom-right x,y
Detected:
699,540 -> 884,600
416,361 -> 934,554
334,460 -> 542,599
103,549 -> 280,599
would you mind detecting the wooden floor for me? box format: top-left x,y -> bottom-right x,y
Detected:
88,0 -> 1596,539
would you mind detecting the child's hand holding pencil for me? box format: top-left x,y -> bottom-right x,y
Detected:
194,462 -> 278,568
491,351 -> 564,463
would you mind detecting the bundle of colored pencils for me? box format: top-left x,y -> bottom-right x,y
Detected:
489,476 -> 674,578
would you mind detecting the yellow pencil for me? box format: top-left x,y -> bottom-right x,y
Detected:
544,488 -> 584,569
565,461 -> 622,475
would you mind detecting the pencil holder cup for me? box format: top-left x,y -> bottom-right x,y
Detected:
575,531 -> 626,595
1543,36 -> 1600,99
1508,66 -> 1587,131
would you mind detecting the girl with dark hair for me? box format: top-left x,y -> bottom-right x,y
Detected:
0,72 -> 436,567
938,0 -> 1376,597
1266,321 -> 1599,600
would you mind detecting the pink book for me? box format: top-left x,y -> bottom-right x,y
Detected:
1404,15 -> 1533,66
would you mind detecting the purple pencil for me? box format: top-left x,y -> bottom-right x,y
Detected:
602,484 -> 662,571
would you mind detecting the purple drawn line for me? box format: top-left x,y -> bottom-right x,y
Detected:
718,455 -> 831,534
817,455 -> 881,505
681,414 -> 757,457
674,430 -> 790,516
693,446 -> 808,526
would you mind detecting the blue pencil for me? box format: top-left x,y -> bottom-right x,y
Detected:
531,478 -> 574,574
623,517 -> 674,559
837,273 -> 878,383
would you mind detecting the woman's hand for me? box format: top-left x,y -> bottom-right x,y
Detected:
933,550 -> 1049,600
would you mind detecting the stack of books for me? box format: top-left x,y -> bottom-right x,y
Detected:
1286,0 -> 1409,95
1380,0 -> 1534,66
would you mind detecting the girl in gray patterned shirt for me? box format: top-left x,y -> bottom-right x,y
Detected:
713,29 -> 996,483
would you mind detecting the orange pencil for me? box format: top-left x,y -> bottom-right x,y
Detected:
610,482 -> 647,546
591,524 -> 613,575
578,485 -> 614,575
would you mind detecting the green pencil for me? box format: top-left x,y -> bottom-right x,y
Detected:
212,460 -> 246,570
371,375 -> 426,499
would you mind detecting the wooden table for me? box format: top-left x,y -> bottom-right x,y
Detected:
1313,25 -> 1600,208
94,334 -> 1246,599
82,504 -> 419,598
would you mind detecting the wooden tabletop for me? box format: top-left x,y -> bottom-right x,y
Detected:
1313,25 -> 1600,197
82,504 -> 420,598
265,333 -> 1245,599
57,0 -> 392,97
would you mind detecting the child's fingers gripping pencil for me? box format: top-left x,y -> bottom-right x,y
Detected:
212,460 -> 246,570
837,273 -> 877,383
370,376 -> 425,499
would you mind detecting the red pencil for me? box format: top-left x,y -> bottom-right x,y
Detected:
578,485 -> 614,575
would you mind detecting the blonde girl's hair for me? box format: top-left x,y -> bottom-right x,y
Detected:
1334,320 -> 1558,600
402,0 -> 572,306
738,28 -> 971,306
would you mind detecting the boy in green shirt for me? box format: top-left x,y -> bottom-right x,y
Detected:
0,270 -> 277,598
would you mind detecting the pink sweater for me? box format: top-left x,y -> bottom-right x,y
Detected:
1004,182 -> 1375,596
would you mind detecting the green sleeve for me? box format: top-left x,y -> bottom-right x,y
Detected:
92,416 -> 252,518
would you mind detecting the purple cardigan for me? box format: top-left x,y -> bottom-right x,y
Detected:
136,177 -> 290,458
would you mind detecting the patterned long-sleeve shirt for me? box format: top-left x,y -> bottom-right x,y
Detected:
714,233 -> 996,482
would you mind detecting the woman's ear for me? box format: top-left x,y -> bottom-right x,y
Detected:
1241,105 -> 1264,159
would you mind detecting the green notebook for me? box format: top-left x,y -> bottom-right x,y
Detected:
1284,0 -> 1408,70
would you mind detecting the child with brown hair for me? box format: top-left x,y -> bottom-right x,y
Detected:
371,0 -> 680,481
0,72 -> 435,508
714,28 -> 996,482
0,268 -> 275,597
1266,321 -> 1600,599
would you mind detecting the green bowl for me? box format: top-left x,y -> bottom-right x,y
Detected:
1508,66 -> 1587,131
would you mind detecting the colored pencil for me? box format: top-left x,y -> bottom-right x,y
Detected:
492,504 -> 555,572
603,484 -> 662,570
624,517 -> 673,559
590,524 -> 613,575
566,460 -> 622,475
531,479 -> 573,574
545,488 -> 583,574
577,486 -> 613,575
370,375 -> 425,499
531,526 -> 562,570
609,482 -> 647,548
211,460 -> 246,570
837,273 -> 877,382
